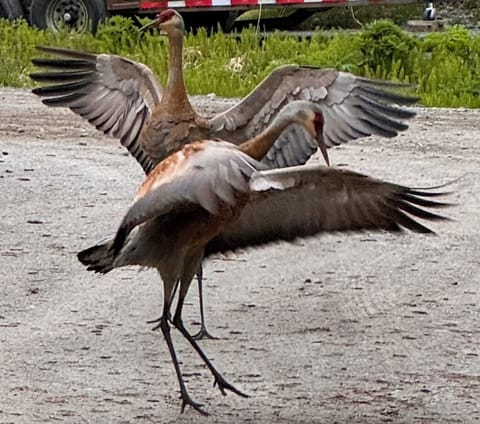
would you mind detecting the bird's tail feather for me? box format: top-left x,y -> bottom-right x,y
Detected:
77,238 -> 115,274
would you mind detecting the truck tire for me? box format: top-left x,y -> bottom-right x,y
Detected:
29,0 -> 106,32
1,0 -> 24,19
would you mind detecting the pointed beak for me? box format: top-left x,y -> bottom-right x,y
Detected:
139,19 -> 156,32
306,120 -> 329,166
317,135 -> 330,167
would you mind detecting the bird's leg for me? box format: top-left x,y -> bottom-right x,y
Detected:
147,280 -> 179,326
172,290 -> 249,399
155,290 -> 208,415
192,264 -> 218,340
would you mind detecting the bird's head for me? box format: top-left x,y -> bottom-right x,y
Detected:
155,9 -> 184,31
313,110 -> 325,138
280,101 -> 322,136
286,101 -> 328,165
141,9 -> 184,34
306,110 -> 325,141
310,108 -> 328,166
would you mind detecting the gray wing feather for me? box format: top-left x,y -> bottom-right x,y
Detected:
208,66 -> 416,169
262,124 -> 318,168
30,46 -> 163,174
205,166 -> 450,255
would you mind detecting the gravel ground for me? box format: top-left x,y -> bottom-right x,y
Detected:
0,88 -> 479,423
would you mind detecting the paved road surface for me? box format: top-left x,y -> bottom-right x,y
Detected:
0,88 -> 479,423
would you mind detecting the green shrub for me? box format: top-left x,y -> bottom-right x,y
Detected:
414,26 -> 480,107
302,4 -> 424,29
1,16 -> 480,107
359,19 -> 419,81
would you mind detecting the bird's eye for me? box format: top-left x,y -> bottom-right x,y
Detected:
314,112 -> 324,124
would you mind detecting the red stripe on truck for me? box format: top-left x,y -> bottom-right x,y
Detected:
140,1 -> 168,9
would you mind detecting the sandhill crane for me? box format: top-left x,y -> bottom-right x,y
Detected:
77,100 -> 450,415
30,9 -> 418,339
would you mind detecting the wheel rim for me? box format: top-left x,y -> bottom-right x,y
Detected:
45,0 -> 89,32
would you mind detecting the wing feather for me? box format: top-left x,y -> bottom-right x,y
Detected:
205,166 -> 451,255
262,125 -> 318,168
112,142 -> 262,254
30,46 -> 163,174
208,66 -> 416,169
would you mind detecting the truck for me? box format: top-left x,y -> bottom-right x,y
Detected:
0,0 -> 422,33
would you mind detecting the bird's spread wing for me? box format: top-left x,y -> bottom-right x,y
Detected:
111,141 -> 262,253
205,165 -> 451,255
208,65 -> 417,168
30,46 -> 163,174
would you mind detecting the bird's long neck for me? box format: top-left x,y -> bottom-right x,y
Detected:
163,29 -> 190,106
239,114 -> 294,161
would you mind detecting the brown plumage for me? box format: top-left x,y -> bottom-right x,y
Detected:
30,9 -> 417,173
77,101 -> 451,415
30,8 -> 417,339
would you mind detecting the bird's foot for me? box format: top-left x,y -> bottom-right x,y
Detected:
147,314 -> 173,331
180,392 -> 209,416
146,316 -> 162,324
192,327 -> 219,341
147,316 -> 166,331
213,375 -> 249,398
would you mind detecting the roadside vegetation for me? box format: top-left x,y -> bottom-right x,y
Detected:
1,16 -> 479,107
241,3 -> 424,28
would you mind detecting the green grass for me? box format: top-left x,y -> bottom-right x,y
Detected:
1,16 -> 480,107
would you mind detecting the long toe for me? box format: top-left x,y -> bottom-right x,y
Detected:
147,310 -> 173,325
192,327 -> 219,341
146,316 -> 162,324
214,377 -> 249,398
147,313 -> 173,330
180,394 -> 209,416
